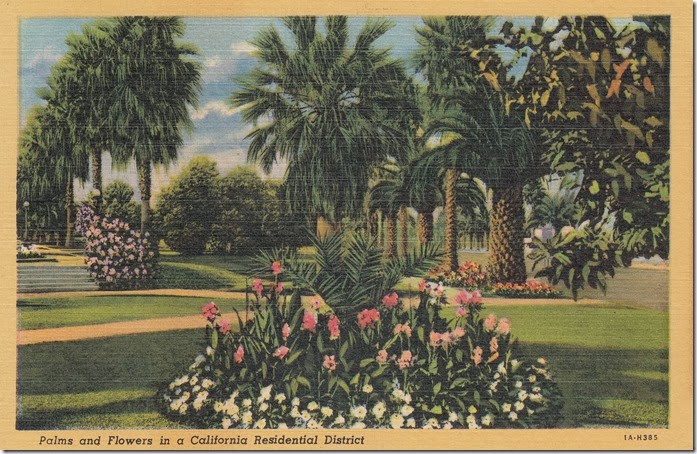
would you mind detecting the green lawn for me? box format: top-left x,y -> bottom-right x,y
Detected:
16,302 -> 668,429
17,296 -> 246,330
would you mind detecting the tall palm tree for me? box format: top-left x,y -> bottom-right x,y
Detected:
367,177 -> 403,259
414,16 -> 493,271
105,17 -> 202,231
230,16 -> 418,234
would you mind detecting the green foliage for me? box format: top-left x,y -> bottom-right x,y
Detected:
90,180 -> 141,226
230,16 -> 419,223
154,157 -> 220,255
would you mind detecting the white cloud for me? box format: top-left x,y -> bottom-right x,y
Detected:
22,46 -> 62,70
230,41 -> 256,55
190,101 -> 243,121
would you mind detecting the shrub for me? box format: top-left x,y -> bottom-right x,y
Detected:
76,204 -> 158,290
159,232 -> 562,429
427,261 -> 489,290
490,281 -> 564,298
17,243 -> 43,259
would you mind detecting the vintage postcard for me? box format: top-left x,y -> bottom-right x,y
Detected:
0,0 -> 692,450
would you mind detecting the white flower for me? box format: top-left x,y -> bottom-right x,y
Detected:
179,403 -> 188,414
334,415 -> 346,426
254,418 -> 267,429
617,46 -> 632,58
528,375 -> 537,383
468,405 -> 477,414
259,402 -> 269,412
222,417 -> 232,429
426,417 -> 440,429
390,414 -> 405,428
189,376 -> 198,386
206,346 -> 215,356
300,410 -> 312,422
537,358 -> 547,365
489,380 -> 499,392
363,384 -> 374,393
372,402 -> 387,419
528,408 -> 535,416
497,362 -> 507,374
406,418 -> 416,428
533,386 -> 541,393
201,378 -> 214,389
481,414 -> 494,427
321,407 -> 334,418
242,398 -> 252,408
401,405 -> 414,417
549,39 -> 563,52
514,401 -> 525,412
403,393 -> 412,404
502,403 -> 512,413
449,412 -> 458,422
192,385 -> 201,393
515,381 -> 523,389
518,390 -> 528,401
307,419 -> 321,429
443,422 -> 453,429
192,354 -> 206,367
213,401 -> 224,413
259,385 -> 273,402
508,411 -> 518,421
466,414 -> 476,425
290,407 -> 301,418
242,411 -> 253,425
307,401 -> 319,411
391,389 -> 405,400
529,393 -> 544,403
350,405 -> 367,419
351,422 -> 366,429
169,400 -> 181,411
511,359 -> 520,372
277,423 -> 288,429
275,393 -> 286,403
291,397 -> 300,407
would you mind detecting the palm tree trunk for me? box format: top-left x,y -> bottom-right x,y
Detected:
398,206 -> 408,257
417,210 -> 434,244
443,168 -> 459,272
488,185 -> 527,284
137,156 -> 152,232
369,211 -> 379,238
91,148 -> 102,212
64,177 -> 74,248
384,216 -> 397,259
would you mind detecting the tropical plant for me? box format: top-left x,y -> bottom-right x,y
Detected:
154,156 -> 220,256
230,16 -> 419,232
525,175 -> 579,232
105,17 -> 202,231
100,180 -> 141,227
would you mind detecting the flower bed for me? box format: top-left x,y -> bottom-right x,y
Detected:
160,262 -> 562,429
17,244 -> 43,260
75,204 -> 158,290
490,281 -> 563,298
427,261 -> 488,290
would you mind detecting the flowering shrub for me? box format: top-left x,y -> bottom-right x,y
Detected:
75,204 -> 158,290
16,243 -> 43,259
427,261 -> 488,290
490,281 -> 563,298
160,251 -> 563,429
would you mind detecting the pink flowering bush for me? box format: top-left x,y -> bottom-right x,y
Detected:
160,231 -> 562,429
75,204 -> 158,290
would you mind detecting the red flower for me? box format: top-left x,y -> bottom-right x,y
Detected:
252,278 -> 264,295
234,345 -> 245,363
202,302 -> 219,321
328,315 -> 340,340
323,355 -> 337,372
274,345 -> 289,359
275,282 -> 284,294
281,322 -> 291,341
218,319 -> 231,335
271,260 -> 283,275
302,311 -> 317,333
381,292 -> 399,309
357,308 -> 380,330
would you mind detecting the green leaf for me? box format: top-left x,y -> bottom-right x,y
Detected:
589,180 -> 600,195
431,405 -> 443,415
646,38 -> 664,68
636,151 -> 650,164
360,358 -> 374,368
622,211 -> 634,224
433,382 -> 442,395
285,349 -> 303,365
210,330 -> 218,349
296,376 -> 310,388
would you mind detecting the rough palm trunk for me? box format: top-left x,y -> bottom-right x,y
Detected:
417,210 -> 434,244
384,216 -> 397,259
137,156 -> 152,232
64,177 -> 74,248
398,206 -> 408,257
443,168 -> 459,271
369,211 -> 379,238
488,185 -> 527,284
91,148 -> 102,211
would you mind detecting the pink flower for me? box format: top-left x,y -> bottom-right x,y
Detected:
418,280 -> 428,292
252,278 -> 264,295
328,315 -> 340,340
381,292 -> 399,309
271,260 -> 283,275
451,326 -> 466,339
275,282 -> 284,294
281,323 -> 291,341
397,350 -> 413,369
470,290 -> 482,304
429,331 -> 443,347
496,317 -> 511,335
455,305 -> 469,318
274,345 -> 289,359
489,337 -> 499,353
302,311 -> 317,333
376,349 -> 388,363
454,290 -> 472,306
323,355 -> 336,372
218,319 -> 231,335
234,345 -> 245,363
473,346 -> 483,365
311,297 -> 323,310
357,308 -> 380,330
393,323 -> 412,337
484,314 -> 498,331
202,302 -> 219,321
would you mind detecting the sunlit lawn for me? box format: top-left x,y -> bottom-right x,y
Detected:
17,296 -> 246,330
17,302 -> 668,429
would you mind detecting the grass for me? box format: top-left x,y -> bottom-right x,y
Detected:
17,296 -> 246,330
16,301 -> 668,429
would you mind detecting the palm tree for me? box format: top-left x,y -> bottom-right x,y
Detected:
105,17 -> 202,231
414,16 -> 492,271
525,176 -> 579,233
230,16 -> 418,234
367,176 -> 403,259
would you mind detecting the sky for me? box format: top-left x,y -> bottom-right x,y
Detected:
20,16 -> 636,202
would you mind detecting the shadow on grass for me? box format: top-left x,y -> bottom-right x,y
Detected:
516,343 -> 668,427
155,263 -> 234,290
